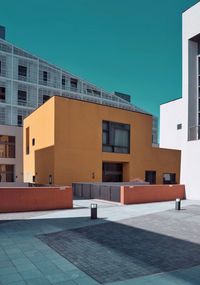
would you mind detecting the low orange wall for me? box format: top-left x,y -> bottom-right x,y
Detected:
0,186 -> 73,213
121,184 -> 185,205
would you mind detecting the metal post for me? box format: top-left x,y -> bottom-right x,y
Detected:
175,198 -> 181,210
90,203 -> 97,219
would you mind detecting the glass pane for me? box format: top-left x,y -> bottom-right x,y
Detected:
103,131 -> 108,144
114,129 -> 128,147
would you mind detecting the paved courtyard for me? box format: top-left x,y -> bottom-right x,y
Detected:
0,199 -> 200,284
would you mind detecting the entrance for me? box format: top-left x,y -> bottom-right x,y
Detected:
145,170 -> 156,184
102,162 -> 123,182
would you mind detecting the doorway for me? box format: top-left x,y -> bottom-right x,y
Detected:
102,162 -> 123,182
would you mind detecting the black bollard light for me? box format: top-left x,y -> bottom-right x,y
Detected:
175,198 -> 181,210
91,203 -> 97,219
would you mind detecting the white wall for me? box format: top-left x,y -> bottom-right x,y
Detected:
0,125 -> 23,183
160,98 -> 183,150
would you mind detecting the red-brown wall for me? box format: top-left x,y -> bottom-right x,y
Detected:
0,186 -> 73,213
121,185 -> 185,204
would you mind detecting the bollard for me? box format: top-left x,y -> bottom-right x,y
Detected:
175,198 -> 181,210
90,203 -> 97,219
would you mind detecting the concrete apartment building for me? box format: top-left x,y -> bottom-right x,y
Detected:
0,26 -> 159,183
24,96 -> 180,186
160,2 -> 200,199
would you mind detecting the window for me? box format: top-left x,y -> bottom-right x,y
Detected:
70,78 -> 77,90
102,121 -> 130,154
26,127 -> 29,154
177,123 -> 182,130
32,175 -> 35,183
17,115 -> 23,126
18,90 -> 27,104
0,136 -> 15,158
18,65 -> 27,77
163,173 -> 176,184
0,87 -> 5,101
43,95 -> 50,103
0,164 -> 14,182
32,138 -> 35,146
43,71 -> 48,82
62,75 -> 66,86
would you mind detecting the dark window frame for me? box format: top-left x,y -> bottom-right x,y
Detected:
102,120 -> 130,154
0,86 -> 5,101
43,71 -> 48,82
18,65 -> 27,77
18,90 -> 27,104
17,115 -> 23,126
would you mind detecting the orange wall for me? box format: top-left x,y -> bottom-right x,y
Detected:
0,186 -> 72,212
24,96 -> 181,186
121,185 -> 185,204
23,98 -> 55,183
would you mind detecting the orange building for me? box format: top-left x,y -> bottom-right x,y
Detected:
23,96 -> 181,186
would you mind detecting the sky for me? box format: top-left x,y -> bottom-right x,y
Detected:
0,0 -> 199,117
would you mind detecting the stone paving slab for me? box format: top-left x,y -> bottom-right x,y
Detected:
38,205 -> 200,284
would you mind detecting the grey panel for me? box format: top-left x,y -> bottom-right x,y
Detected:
100,186 -> 111,201
82,184 -> 91,199
110,186 -> 120,202
91,184 -> 100,199
75,184 -> 83,197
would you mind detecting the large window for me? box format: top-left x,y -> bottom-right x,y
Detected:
0,164 -> 14,182
0,136 -> 15,158
102,121 -> 130,154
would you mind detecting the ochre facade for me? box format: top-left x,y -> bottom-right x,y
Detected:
23,96 -> 181,185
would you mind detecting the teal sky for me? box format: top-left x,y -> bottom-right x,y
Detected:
0,0 -> 198,117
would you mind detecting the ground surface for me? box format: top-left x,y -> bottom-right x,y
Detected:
0,199 -> 200,285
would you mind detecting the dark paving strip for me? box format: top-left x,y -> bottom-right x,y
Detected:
38,205 -> 200,284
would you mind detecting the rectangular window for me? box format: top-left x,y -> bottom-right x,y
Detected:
17,115 -> 23,126
163,173 -> 176,184
62,75 -> 66,86
43,71 -> 48,82
18,65 -> 27,77
0,136 -> 15,158
32,138 -> 35,146
102,121 -> 130,154
103,162 -> 123,182
0,164 -> 14,182
18,90 -> 27,104
177,124 -> 182,130
26,127 -> 29,154
70,78 -> 78,90
0,87 -> 5,101
43,95 -> 50,103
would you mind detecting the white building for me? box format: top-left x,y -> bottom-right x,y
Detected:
160,2 -> 200,199
0,26 -> 158,183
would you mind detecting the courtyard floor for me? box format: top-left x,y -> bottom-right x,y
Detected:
0,199 -> 200,285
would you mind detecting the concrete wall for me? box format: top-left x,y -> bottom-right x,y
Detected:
0,125 -> 23,183
121,185 -> 185,204
0,186 -> 72,212
160,99 -> 184,150
24,96 -> 181,186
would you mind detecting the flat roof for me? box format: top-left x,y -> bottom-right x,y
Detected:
160,97 -> 182,106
